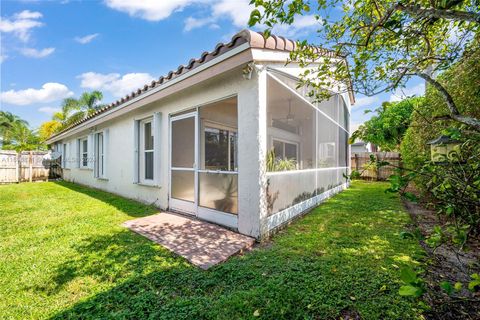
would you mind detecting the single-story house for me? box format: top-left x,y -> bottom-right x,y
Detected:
47,29 -> 353,239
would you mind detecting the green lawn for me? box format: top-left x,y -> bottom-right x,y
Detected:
0,181 -> 424,319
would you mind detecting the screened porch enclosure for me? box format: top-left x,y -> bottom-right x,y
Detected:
265,70 -> 349,226
167,70 -> 349,233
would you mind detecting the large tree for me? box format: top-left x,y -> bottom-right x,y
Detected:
350,97 -> 421,151
0,111 -> 44,151
249,0 -> 480,130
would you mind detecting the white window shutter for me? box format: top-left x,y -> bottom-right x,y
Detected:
67,141 -> 74,169
88,134 -> 95,170
75,139 -> 80,168
103,129 -> 109,179
61,144 -> 65,168
65,143 -> 69,169
133,120 -> 140,184
153,112 -> 162,186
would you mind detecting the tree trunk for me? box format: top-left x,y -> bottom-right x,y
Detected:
416,72 -> 480,131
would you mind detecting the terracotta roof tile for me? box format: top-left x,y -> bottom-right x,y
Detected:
50,29 -> 339,139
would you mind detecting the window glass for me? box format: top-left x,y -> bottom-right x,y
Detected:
199,96 -> 238,172
141,120 -> 154,181
144,122 -> 153,150
273,140 -> 283,160
229,131 -> 237,171
145,151 -> 153,180
97,133 -> 104,176
82,139 -> 88,167
63,144 -> 67,167
204,127 -> 234,170
285,142 -> 297,160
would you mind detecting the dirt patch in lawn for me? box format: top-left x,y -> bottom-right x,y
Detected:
403,200 -> 480,320
337,307 -> 361,320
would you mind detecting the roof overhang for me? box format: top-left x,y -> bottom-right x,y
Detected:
47,43 -> 252,144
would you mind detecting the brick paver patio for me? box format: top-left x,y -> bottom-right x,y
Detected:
123,212 -> 255,269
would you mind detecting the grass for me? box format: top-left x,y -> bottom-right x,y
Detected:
0,181 -> 424,319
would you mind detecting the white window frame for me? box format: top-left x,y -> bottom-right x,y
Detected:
80,137 -> 88,168
139,117 -> 154,184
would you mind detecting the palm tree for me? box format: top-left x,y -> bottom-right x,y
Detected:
36,91 -> 105,141
55,91 -> 104,128
2,122 -> 43,151
0,111 -> 29,145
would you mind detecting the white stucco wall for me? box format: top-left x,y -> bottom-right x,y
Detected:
59,66 -> 263,238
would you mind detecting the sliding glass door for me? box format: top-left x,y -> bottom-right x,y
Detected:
169,97 -> 238,227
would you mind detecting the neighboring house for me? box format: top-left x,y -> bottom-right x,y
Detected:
351,141 -> 378,153
47,30 -> 352,239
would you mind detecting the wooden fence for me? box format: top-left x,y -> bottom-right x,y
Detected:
350,152 -> 402,181
0,150 -> 58,184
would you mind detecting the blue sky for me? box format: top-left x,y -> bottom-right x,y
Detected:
0,0 -> 425,131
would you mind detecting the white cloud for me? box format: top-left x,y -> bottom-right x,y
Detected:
105,0 -> 319,38
0,83 -> 74,106
211,0 -> 253,28
38,106 -> 61,115
390,83 -> 425,102
15,10 -> 42,20
353,95 -> 379,108
0,10 -> 44,42
0,54 -> 7,63
78,72 -> 155,98
104,0 -> 206,21
183,1 -> 254,32
184,16 -> 213,32
272,14 -> 320,37
74,33 -> 99,44
183,0 -> 319,37
20,47 -> 55,58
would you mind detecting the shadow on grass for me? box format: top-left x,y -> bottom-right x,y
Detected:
53,180 -> 158,218
33,230 -> 187,296
45,183 -> 422,319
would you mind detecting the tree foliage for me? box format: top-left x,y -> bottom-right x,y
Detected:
401,41 -> 480,168
351,97 -> 421,151
396,43 -> 480,237
0,111 -> 29,144
40,90 -> 105,140
0,111 -> 44,151
249,0 -> 480,130
39,121 -> 62,142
